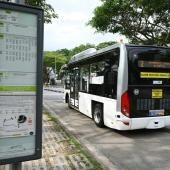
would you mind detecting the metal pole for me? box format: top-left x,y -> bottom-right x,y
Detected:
9,162 -> 22,170
55,56 -> 57,79
55,56 -> 56,77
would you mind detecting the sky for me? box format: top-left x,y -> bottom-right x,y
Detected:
44,0 -> 127,51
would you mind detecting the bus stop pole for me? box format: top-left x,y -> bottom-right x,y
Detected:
9,162 -> 22,170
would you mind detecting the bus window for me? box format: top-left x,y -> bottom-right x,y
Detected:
74,68 -> 80,100
70,69 -> 75,99
89,55 -> 119,99
89,61 -> 105,96
128,48 -> 170,85
103,59 -> 118,98
65,78 -> 70,89
80,65 -> 89,92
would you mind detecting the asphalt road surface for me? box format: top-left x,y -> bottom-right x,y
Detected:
43,90 -> 170,170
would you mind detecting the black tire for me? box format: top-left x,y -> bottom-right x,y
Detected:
93,104 -> 104,128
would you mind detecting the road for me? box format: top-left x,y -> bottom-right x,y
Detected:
44,90 -> 170,170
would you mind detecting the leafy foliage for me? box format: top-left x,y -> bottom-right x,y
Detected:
69,43 -> 95,56
89,0 -> 170,46
96,41 -> 116,49
55,44 -> 97,64
44,42 -> 116,76
25,0 -> 58,23
44,52 -> 67,73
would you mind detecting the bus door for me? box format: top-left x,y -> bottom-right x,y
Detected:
128,47 -> 170,118
70,67 -> 80,108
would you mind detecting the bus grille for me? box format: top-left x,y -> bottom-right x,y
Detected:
136,99 -> 170,110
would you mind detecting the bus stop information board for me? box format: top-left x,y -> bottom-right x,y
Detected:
0,2 -> 43,165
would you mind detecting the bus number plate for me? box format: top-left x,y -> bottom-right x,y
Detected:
149,110 -> 165,117
152,89 -> 163,98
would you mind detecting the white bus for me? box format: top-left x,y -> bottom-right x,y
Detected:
64,43 -> 170,130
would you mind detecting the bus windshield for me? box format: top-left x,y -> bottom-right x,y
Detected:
128,47 -> 170,85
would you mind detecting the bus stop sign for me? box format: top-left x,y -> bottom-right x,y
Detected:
0,2 -> 43,165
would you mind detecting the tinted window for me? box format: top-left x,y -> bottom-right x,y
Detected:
128,47 -> 170,85
89,48 -> 119,98
80,65 -> 89,92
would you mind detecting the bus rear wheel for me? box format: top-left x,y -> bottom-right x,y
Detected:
93,104 -> 104,128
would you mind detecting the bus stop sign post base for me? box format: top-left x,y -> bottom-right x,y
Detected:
9,163 -> 21,170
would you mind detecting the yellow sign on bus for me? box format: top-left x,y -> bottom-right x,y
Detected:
152,89 -> 163,98
140,72 -> 170,78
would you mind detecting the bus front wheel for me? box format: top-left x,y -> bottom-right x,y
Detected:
93,104 -> 104,128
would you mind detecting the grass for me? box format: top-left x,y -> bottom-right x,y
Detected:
69,136 -> 102,170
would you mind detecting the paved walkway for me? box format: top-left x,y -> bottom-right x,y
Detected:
0,113 -> 100,170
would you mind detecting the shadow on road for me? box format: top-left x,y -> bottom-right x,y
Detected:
113,127 -> 170,138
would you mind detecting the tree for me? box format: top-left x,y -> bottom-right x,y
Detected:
89,0 -> 170,46
57,49 -> 70,57
96,41 -> 116,49
56,48 -> 71,63
44,52 -> 67,73
43,40 -> 118,81
70,43 -> 95,56
25,0 -> 58,23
